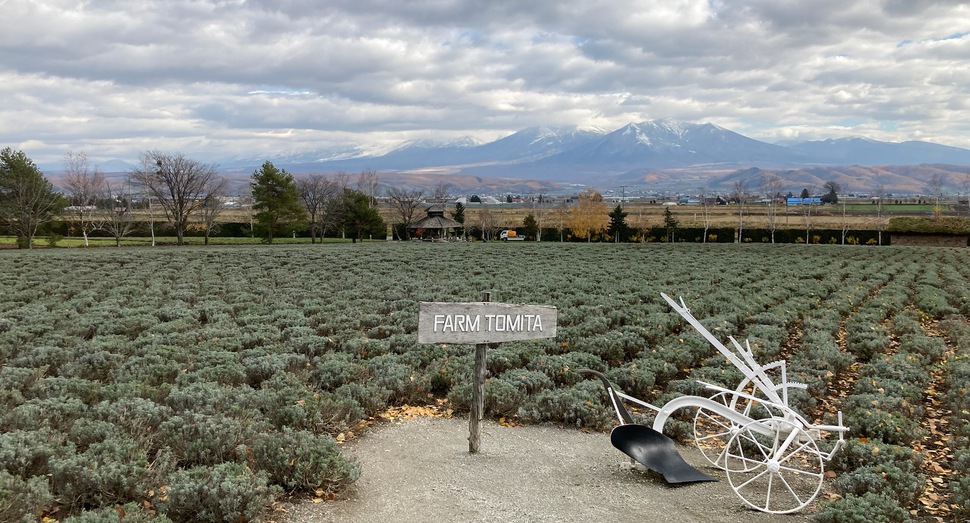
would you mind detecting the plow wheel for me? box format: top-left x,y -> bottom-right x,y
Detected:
724,419 -> 824,514
692,391 -> 780,470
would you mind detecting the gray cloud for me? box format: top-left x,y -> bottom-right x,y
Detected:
1,0 -> 968,167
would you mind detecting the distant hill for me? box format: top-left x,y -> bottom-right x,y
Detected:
708,164 -> 970,196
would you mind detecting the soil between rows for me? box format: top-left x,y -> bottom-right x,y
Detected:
282,417 -> 815,523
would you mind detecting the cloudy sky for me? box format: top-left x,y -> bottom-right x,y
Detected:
2,0 -> 969,167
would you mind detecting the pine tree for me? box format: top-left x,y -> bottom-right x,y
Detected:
663,206 -> 678,242
608,205 -> 629,242
251,161 -> 307,243
451,202 -> 466,238
522,213 -> 538,239
0,148 -> 66,249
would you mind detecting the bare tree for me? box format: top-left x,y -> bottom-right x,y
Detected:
759,174 -> 784,243
697,187 -> 713,243
554,201 -> 570,242
387,186 -> 425,240
197,176 -> 230,245
872,183 -> 888,245
962,173 -> 970,216
297,174 -> 340,243
628,202 -> 650,243
129,151 -> 221,245
531,194 -> 547,242
926,172 -> 945,215
357,169 -> 380,207
477,204 -> 499,241
731,180 -> 750,243
839,198 -> 852,245
63,150 -> 109,246
101,178 -> 138,247
431,180 -> 449,201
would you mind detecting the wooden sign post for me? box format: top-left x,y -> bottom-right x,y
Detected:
418,293 -> 557,453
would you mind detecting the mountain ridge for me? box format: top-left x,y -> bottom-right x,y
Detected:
50,119 -> 970,195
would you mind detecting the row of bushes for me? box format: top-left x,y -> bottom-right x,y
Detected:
939,318 -> 970,519
31,218 -> 939,246
814,266 -> 958,522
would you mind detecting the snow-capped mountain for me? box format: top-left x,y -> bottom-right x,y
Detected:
239,120 -> 970,187
464,125 -> 608,163
536,120 -> 800,170
78,119 -> 970,193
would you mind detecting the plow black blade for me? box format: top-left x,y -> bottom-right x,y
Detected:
610,424 -> 716,484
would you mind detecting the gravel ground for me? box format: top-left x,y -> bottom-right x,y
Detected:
283,417 -> 816,523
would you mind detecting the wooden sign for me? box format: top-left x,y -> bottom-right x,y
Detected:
418,301 -> 557,344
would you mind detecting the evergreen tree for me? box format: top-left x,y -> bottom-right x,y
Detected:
0,148 -> 66,249
663,206 -> 678,242
607,204 -> 629,242
339,188 -> 385,242
251,161 -> 307,243
522,213 -> 538,239
451,202 -> 466,237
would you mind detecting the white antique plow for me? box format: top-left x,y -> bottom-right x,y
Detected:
585,293 -> 848,514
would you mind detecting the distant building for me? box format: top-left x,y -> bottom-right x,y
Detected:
786,197 -> 822,205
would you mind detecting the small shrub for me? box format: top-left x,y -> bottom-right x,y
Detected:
830,439 -> 922,476
3,397 -> 88,433
49,434 -> 153,509
310,353 -> 367,391
0,428 -> 73,479
0,470 -> 53,523
499,368 -> 554,395
950,449 -> 970,520
447,377 -> 525,418
517,385 -> 613,430
841,394 -> 925,445
812,492 -> 911,523
249,428 -> 359,493
366,356 -> 428,405
332,382 -> 387,419
155,462 -> 280,523
157,412 -> 258,466
604,362 -> 656,400
91,397 -> 173,441
62,502 -> 174,523
833,464 -> 923,506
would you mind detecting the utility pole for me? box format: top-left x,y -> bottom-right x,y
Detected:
618,185 -> 629,207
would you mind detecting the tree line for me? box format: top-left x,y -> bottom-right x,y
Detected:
0,148 -> 385,248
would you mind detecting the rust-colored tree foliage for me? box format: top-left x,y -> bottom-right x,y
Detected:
568,188 -> 608,241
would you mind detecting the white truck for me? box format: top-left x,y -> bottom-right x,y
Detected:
500,230 -> 525,241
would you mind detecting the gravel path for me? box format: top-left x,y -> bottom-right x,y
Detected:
283,417 -> 815,523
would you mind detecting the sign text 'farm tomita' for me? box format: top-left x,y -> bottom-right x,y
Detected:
418,301 -> 558,344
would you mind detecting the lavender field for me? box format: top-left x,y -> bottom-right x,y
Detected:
1,242 -> 968,521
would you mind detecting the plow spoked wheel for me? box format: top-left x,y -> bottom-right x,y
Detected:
692,392 -> 735,469
724,419 -> 824,514
692,391 -> 779,471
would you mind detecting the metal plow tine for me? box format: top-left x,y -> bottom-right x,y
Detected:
611,424 -> 717,484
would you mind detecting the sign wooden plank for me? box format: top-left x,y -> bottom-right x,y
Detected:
418,301 -> 557,344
